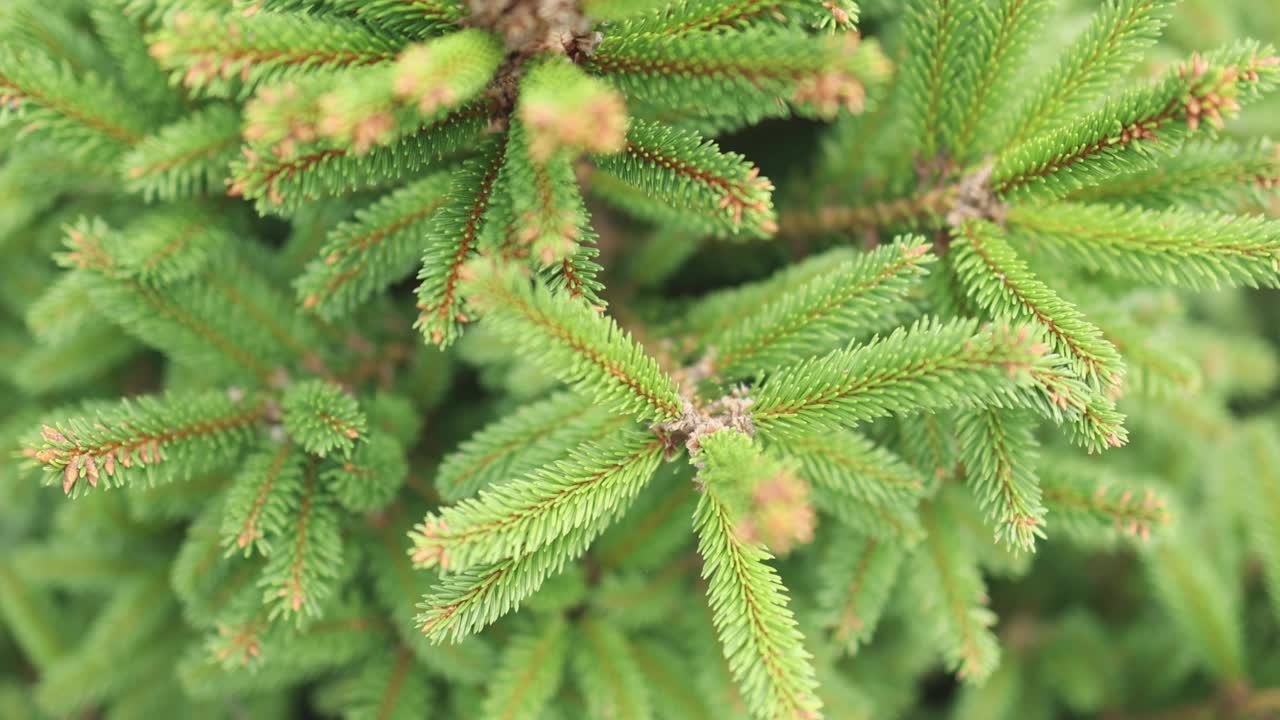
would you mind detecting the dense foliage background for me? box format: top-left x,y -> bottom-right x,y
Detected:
3,1 -> 1280,719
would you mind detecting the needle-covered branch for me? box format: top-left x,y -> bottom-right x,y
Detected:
1005,202 -> 1280,289
24,390 -> 264,496
709,239 -> 935,378
751,318 -> 1051,439
460,260 -> 685,422
409,430 -> 662,573
951,219 -> 1123,389
693,430 -> 822,720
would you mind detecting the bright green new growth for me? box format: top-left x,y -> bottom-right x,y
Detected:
4,1 -> 1280,719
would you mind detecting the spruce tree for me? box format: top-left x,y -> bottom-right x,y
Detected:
2,1 -> 1280,719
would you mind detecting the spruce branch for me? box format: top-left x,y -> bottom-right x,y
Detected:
588,28 -> 866,123
147,10 -> 402,97
258,461 -> 344,621
950,0 -> 1051,160
297,171 -> 452,318
481,617 -> 568,720
693,431 -> 822,720
681,247 -> 868,344
23,390 -> 264,496
229,101 -> 492,211
325,432 -> 408,513
911,493 -> 1000,683
122,105 -> 243,201
1241,422 -> 1280,625
1144,532 -> 1246,681
955,408 -> 1046,552
815,527 -> 903,655
593,120 -> 777,239
709,239 -> 935,378
414,523 -> 603,643
246,28 -> 503,156
460,259 -> 685,422
1068,138 -> 1280,210
0,48 -> 151,161
773,430 -> 926,542
435,391 -> 618,502
1005,201 -> 1280,289
951,219 -> 1124,389
1039,459 -> 1170,544
519,56 -> 626,160
898,0 -> 981,161
504,120 -> 593,265
999,0 -> 1175,148
221,442 -> 307,557
415,138 -> 506,347
409,429 -> 662,572
574,618 -> 655,720
281,380 -> 368,458
617,0 -> 858,35
751,318 -> 1051,439
992,42 -> 1280,200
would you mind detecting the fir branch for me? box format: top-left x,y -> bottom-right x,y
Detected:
1005,202 -> 1280,289
23,390 -> 263,496
752,318 -> 1050,439
409,430 -> 663,572
951,219 -> 1123,388
461,260 -> 685,422
694,432 -> 822,720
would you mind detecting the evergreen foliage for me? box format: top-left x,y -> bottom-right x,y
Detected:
3,1 -> 1280,719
